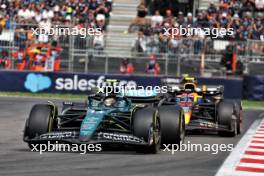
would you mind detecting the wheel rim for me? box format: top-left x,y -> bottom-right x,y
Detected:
148,126 -> 154,145
180,114 -> 185,142
154,118 -> 161,145
149,117 -> 161,146
233,119 -> 237,135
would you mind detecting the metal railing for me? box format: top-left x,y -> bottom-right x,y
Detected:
0,23 -> 264,76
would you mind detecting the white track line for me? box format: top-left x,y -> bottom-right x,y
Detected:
243,155 -> 264,160
237,163 -> 264,168
245,148 -> 264,152
232,171 -> 264,176
253,135 -> 264,137
252,139 -> 264,142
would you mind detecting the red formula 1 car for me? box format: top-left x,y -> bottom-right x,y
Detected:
162,76 -> 242,137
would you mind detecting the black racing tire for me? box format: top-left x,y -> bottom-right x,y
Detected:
217,101 -> 237,137
223,99 -> 242,134
158,105 -> 185,146
24,104 -> 54,149
133,107 -> 161,154
232,100 -> 242,134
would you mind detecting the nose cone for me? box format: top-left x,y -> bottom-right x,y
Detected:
79,110 -> 105,141
184,112 -> 192,125
79,136 -> 91,142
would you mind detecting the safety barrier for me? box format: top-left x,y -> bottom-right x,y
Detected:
243,75 -> 264,100
0,70 -> 243,99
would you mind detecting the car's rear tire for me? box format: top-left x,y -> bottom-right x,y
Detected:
24,104 -> 54,149
158,105 -> 185,146
133,107 -> 161,154
233,100 -> 242,134
218,101 -> 237,137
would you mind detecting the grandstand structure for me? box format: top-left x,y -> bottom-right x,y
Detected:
105,0 -> 139,57
0,0 -> 263,76
198,0 -> 219,10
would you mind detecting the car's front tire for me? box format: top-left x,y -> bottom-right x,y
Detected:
232,100 -> 242,134
133,107 -> 161,154
218,101 -> 237,137
24,104 -> 55,149
159,105 -> 185,146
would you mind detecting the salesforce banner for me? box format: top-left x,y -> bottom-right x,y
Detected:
0,71 -> 160,94
0,71 -> 243,99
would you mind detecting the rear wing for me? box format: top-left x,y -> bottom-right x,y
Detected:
196,85 -> 224,96
167,84 -> 223,95
161,78 -> 224,96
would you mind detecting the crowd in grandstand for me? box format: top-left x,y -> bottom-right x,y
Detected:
0,0 -> 112,70
131,0 -> 264,55
0,0 -> 112,31
0,0 -> 263,75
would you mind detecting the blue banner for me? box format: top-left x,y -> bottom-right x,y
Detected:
243,75 -> 264,100
0,71 -> 243,99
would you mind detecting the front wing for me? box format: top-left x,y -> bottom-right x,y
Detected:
186,119 -> 232,132
24,131 -> 149,146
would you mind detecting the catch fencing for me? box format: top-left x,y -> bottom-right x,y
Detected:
0,23 -> 263,76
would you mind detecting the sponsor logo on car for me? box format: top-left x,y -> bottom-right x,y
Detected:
98,132 -> 144,143
40,131 -> 77,139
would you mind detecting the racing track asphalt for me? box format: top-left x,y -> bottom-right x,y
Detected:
0,97 -> 263,176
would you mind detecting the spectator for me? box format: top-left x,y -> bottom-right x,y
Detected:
0,49 -> 11,69
185,12 -> 194,27
193,27 -> 205,54
0,14 -> 5,34
219,13 -> 229,28
241,0 -> 256,12
169,37 -> 181,54
221,44 -> 233,73
159,31 -> 169,53
17,6 -> 31,21
219,0 -> 232,9
177,11 -> 185,25
33,53 -> 45,67
146,55 -> 160,75
195,12 -> 209,28
93,33 -> 105,54
119,58 -> 134,74
137,2 -> 148,18
252,13 -> 264,40
163,9 -> 175,25
207,3 -> 217,16
255,0 -> 264,10
146,34 -> 159,54
13,47 -> 26,64
132,30 -> 147,53
151,10 -> 163,28
128,2 -> 148,32
14,28 -> 27,48
95,2 -> 109,24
